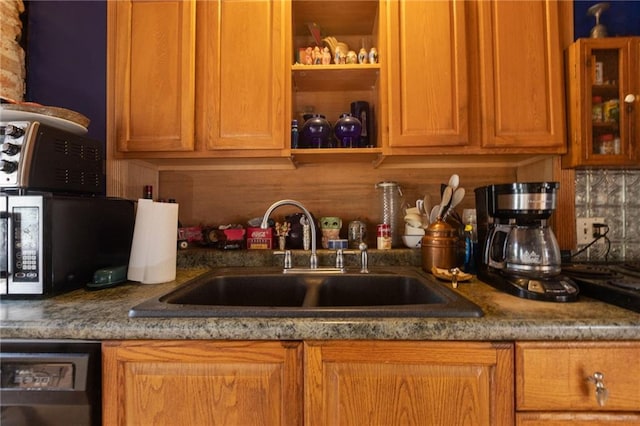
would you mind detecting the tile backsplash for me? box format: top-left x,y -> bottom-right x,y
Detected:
575,169 -> 640,262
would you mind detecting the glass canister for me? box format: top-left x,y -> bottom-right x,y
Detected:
375,181 -> 403,247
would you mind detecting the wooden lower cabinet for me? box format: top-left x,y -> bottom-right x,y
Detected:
305,340 -> 514,426
102,340 -> 303,426
515,341 -> 640,426
103,340 -> 514,425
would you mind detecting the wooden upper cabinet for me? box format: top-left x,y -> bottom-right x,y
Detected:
197,0 -> 287,153
386,0 -> 469,149
477,0 -> 565,151
111,0 -> 196,153
563,37 -> 640,168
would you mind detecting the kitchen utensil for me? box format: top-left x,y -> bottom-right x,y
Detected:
442,187 -> 465,220
429,205 -> 440,224
447,174 -> 459,191
437,186 -> 452,220
423,194 -> 432,217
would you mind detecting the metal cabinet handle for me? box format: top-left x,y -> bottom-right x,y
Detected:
587,371 -> 609,407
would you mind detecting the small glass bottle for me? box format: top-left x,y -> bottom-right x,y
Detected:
291,119 -> 299,149
143,185 -> 153,200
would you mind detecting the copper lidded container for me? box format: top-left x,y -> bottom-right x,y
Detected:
421,219 -> 460,272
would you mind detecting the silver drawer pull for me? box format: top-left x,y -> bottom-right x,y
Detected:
587,371 -> 609,407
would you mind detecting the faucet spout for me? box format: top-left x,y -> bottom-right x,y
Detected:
261,199 -> 318,269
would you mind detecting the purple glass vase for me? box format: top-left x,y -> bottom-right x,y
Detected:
300,114 -> 331,148
334,113 -> 362,148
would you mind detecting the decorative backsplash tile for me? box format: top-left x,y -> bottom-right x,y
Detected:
575,169 -> 640,262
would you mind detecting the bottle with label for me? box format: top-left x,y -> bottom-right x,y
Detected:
376,223 -> 392,250
291,119 -> 299,149
462,209 -> 477,274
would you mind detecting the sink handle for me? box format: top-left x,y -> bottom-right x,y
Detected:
336,249 -> 344,269
359,243 -> 369,274
273,250 -> 293,270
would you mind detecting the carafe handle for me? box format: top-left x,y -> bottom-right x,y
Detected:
486,224 -> 512,270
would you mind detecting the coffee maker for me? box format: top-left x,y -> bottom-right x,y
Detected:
474,182 -> 578,302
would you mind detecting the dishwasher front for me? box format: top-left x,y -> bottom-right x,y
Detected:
0,340 -> 101,426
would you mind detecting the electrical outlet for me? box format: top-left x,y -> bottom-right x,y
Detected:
576,217 -> 606,245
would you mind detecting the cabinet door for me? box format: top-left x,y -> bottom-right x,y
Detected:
477,0 -> 565,151
305,341 -> 514,425
563,37 -> 639,167
386,0 -> 469,149
103,340 -> 303,426
112,0 -> 196,152
198,0 -> 287,153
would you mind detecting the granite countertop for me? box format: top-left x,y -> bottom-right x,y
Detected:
1,249 -> 639,341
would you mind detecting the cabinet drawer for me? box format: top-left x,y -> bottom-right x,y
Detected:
516,342 -> 640,411
516,412 -> 640,426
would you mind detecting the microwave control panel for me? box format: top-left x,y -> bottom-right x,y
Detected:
0,195 -> 43,295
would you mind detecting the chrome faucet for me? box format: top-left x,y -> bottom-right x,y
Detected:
261,199 -> 318,269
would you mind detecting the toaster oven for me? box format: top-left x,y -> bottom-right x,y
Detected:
0,121 -> 104,195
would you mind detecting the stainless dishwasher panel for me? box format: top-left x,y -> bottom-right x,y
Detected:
0,340 -> 101,426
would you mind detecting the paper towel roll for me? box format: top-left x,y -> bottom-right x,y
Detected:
127,199 -> 179,284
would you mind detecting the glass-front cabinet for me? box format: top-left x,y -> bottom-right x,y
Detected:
564,37 -> 640,168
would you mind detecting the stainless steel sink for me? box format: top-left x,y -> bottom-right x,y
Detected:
129,267 -> 483,318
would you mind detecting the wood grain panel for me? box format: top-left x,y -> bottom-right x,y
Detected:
517,412 -> 640,426
305,341 -> 514,426
112,0 -> 195,152
516,341 -> 640,411
103,340 -> 303,426
158,163 -> 519,234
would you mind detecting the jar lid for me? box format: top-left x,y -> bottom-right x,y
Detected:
593,96 -> 603,103
375,181 -> 399,188
600,133 -> 614,141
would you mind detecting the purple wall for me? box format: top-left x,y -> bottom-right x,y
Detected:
25,1 -> 106,142
574,1 -> 640,38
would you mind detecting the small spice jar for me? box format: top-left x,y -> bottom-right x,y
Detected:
592,96 -> 604,123
598,133 -> 615,154
376,223 -> 392,250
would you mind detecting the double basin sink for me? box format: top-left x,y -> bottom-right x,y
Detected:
129,267 -> 483,318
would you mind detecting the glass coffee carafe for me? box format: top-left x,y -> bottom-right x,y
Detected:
488,221 -> 562,277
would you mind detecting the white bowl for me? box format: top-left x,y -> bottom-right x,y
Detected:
402,235 -> 422,248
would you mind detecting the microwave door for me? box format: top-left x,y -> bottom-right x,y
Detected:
0,197 -> 7,294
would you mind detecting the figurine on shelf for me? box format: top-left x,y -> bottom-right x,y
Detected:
346,50 -> 358,64
369,47 -> 378,64
358,47 -> 368,64
334,46 -> 343,64
322,47 -> 331,65
313,46 -> 322,64
275,221 -> 291,250
304,47 -> 313,65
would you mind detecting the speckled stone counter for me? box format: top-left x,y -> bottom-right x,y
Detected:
1,249 -> 639,341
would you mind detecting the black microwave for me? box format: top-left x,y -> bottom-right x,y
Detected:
0,193 -> 134,297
